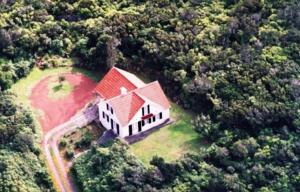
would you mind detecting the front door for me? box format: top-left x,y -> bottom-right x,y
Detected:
138,121 -> 142,132
129,125 -> 133,136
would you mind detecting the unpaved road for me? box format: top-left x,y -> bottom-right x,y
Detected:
42,106 -> 97,192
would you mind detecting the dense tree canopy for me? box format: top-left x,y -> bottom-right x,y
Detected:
0,92 -> 53,192
1,0 -> 300,191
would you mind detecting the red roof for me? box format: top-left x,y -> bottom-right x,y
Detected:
108,92 -> 145,126
135,81 -> 170,109
94,68 -> 137,99
95,67 -> 170,126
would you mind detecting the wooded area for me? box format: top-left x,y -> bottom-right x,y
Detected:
0,92 -> 53,191
1,0 -> 300,191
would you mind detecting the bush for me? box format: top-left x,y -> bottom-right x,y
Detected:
75,133 -> 92,149
65,148 -> 75,160
59,138 -> 67,149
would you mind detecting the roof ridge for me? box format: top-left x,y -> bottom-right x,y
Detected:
113,67 -> 137,84
106,80 -> 158,102
113,67 -> 137,88
136,80 -> 159,89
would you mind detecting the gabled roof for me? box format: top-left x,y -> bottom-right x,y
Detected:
94,67 -> 139,99
95,67 -> 170,126
108,92 -> 145,126
116,68 -> 146,88
135,81 -> 170,110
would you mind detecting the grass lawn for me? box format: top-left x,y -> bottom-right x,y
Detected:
48,78 -> 74,100
130,103 -> 206,164
10,67 -> 102,107
10,66 -> 102,135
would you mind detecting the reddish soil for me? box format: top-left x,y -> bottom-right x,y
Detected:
30,73 -> 97,133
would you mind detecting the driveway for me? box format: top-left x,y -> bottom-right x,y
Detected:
43,105 -> 98,192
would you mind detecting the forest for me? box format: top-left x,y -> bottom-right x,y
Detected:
0,0 -> 300,191
0,92 -> 53,191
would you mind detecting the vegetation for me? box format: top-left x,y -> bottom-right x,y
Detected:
0,92 -> 53,191
10,67 -> 99,107
48,76 -> 74,100
1,0 -> 300,191
59,123 -> 103,161
130,103 -> 202,164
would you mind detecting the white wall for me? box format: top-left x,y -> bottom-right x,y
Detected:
98,100 -> 121,136
97,96 -> 170,138
122,109 -> 170,138
121,96 -> 170,138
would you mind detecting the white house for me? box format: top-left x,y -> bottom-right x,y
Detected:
94,67 -> 171,138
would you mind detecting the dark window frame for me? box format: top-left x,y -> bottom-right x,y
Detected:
138,121 -> 142,132
129,125 -> 133,136
111,120 -> 114,130
116,123 -> 120,131
159,112 -> 163,119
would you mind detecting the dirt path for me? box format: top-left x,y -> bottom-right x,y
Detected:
43,105 -> 98,192
28,72 -> 98,192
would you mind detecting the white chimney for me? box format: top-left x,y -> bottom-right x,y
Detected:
120,87 -> 127,95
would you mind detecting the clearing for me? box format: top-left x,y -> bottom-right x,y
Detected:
10,67 -> 101,133
130,103 -> 204,164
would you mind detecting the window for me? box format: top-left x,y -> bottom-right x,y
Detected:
159,112 -> 163,119
148,118 -> 152,124
153,116 -> 156,122
142,107 -> 145,116
138,121 -> 142,132
117,126 -> 120,135
117,123 -> 120,130
106,103 -> 109,110
147,105 -> 150,113
102,112 -> 105,118
129,125 -> 133,136
142,120 -> 145,126
111,107 -> 113,114
106,115 -> 109,122
111,120 -> 114,130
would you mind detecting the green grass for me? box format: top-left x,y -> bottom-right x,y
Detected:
9,66 -> 102,135
48,79 -> 74,100
10,67 -> 72,107
130,103 -> 206,164
10,66 -> 101,107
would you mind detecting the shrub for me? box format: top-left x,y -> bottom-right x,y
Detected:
65,148 -> 75,160
75,133 -> 92,149
59,138 -> 67,149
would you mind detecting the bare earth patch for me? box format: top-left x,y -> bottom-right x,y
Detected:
29,73 -> 97,133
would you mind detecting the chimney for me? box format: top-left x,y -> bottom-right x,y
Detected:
120,87 -> 127,95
